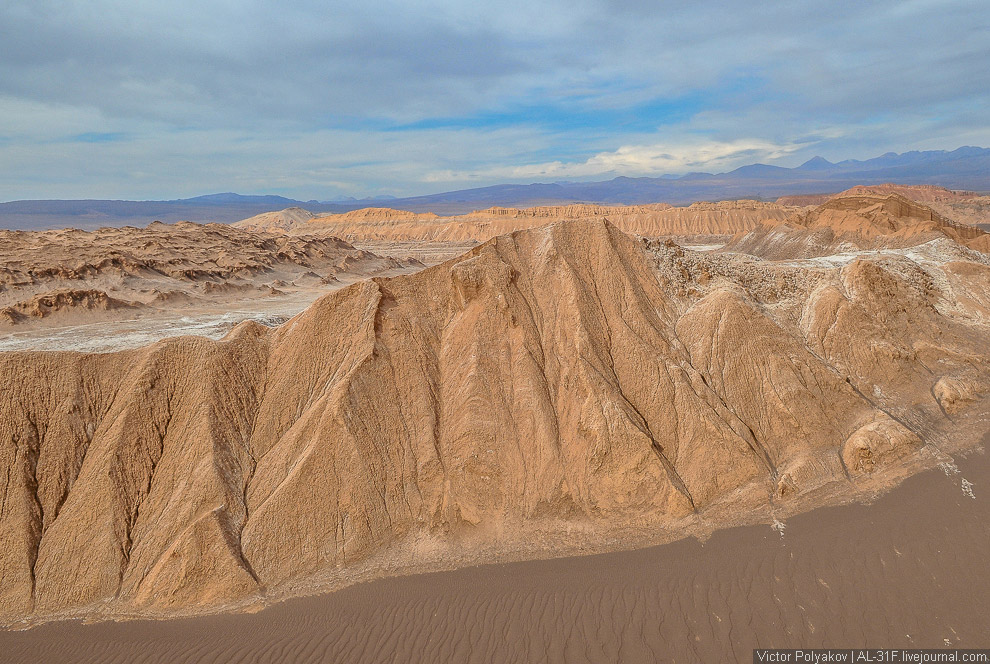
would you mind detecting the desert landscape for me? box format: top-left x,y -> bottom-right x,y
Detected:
3,1 -> 990,659
0,222 -> 419,352
1,183 -> 989,662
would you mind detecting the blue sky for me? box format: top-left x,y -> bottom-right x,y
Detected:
1,0 -> 988,200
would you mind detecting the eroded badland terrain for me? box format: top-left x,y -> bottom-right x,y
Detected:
1,184 -> 988,636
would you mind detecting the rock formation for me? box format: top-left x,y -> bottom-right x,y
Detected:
833,184 -> 979,205
777,184 -> 980,207
228,207 -> 317,232
1,219 -> 987,624
727,192 -> 990,259
0,221 -> 410,327
233,200 -> 795,242
0,289 -> 141,325
777,184 -> 990,229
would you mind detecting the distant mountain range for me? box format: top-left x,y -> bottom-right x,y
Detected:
2,146 -> 989,229
387,146 -> 990,213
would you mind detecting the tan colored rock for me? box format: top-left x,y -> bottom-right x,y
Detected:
0,289 -> 141,325
727,192 -> 990,258
832,184 -> 979,205
232,207 -> 317,232
0,221 -> 408,330
1,219 -> 987,625
841,419 -> 922,477
777,185 -> 990,229
233,201 -> 795,242
933,376 -> 984,415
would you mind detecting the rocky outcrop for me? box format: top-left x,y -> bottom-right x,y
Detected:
229,207 -> 317,232
727,193 -> 990,259
777,185 -> 990,229
234,201 -> 795,241
0,222 -> 408,326
1,220 -> 986,624
0,289 -> 142,325
474,203 -> 673,217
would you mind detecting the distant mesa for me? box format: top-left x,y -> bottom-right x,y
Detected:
831,183 -> 980,204
233,200 -> 794,242
776,183 -> 990,229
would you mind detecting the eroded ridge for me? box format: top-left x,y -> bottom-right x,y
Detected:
1,219 -> 987,624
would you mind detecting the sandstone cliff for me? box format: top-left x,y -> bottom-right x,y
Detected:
233,201 -> 795,242
727,192 -> 990,259
1,220 -> 987,624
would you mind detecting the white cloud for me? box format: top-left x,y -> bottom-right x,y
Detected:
424,139 -> 804,183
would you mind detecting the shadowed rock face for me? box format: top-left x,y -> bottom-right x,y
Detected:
1,219 -> 987,623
